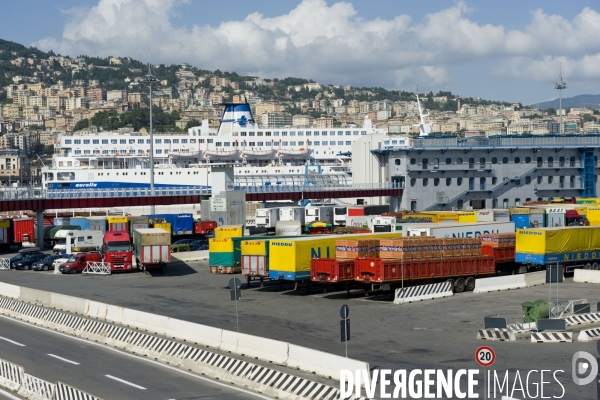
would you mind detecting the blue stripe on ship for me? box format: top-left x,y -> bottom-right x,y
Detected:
48,181 -> 210,190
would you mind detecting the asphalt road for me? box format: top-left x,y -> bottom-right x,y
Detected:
0,314 -> 269,400
0,256 -> 598,399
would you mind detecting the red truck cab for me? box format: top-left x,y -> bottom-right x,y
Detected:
103,231 -> 133,271
59,252 -> 103,274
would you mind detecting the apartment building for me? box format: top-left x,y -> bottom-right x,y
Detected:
260,112 -> 292,128
292,115 -> 314,128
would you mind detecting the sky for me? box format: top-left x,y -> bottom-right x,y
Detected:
3,0 -> 600,105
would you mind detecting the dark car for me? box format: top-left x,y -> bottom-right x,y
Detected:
32,255 -> 60,271
13,253 -> 47,270
9,251 -> 43,268
190,239 -> 208,247
172,239 -> 196,245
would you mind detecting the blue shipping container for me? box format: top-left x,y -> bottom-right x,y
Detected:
511,215 -> 529,229
70,217 -> 90,230
54,217 -> 70,226
174,214 -> 194,236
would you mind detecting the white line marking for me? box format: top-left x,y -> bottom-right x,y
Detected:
0,335 -> 25,347
0,387 -> 21,400
0,315 -> 272,399
48,353 -> 80,365
105,374 -> 146,390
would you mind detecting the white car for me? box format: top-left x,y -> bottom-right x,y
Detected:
53,256 -> 69,270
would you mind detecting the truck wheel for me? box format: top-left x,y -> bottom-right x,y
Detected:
585,263 -> 592,270
454,278 -> 465,293
593,263 -> 599,270
445,279 -> 455,291
70,269 -> 77,274
465,277 -> 475,291
246,276 -> 251,289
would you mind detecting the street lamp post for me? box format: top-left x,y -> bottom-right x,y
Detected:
140,64 -> 158,214
555,66 -> 567,135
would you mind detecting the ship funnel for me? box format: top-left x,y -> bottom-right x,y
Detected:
218,103 -> 256,134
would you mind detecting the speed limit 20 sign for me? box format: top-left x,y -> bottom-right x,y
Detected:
475,346 -> 496,368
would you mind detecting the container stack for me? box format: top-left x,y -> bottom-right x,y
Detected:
335,239 -> 378,260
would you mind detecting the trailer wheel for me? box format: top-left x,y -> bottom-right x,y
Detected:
465,277 -> 475,292
593,263 -> 599,270
246,276 -> 252,289
445,279 -> 455,291
454,278 -> 465,293
585,263 -> 592,270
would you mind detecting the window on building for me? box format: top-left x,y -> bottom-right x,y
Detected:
457,200 -> 464,209
480,158 -> 486,168
337,141 -> 343,145
457,158 -> 463,165
422,158 -> 428,169
570,156 -> 576,167
559,176 -> 565,188
410,200 -> 417,211
492,157 -> 498,164
282,141 -> 288,146
548,176 -> 553,184
155,139 -> 162,144
537,176 -> 543,184
515,198 -> 521,207
410,178 -> 416,187
215,142 -> 222,146
433,158 -> 439,169
290,141 -> 297,146
492,177 -> 498,184
493,199 -> 498,208
313,141 -> 320,146
514,157 -> 520,164
503,199 -> 509,208
468,158 -> 475,168
395,159 -> 401,166
502,157 -> 508,164
525,176 -> 531,184
526,198 -> 531,203
548,157 -> 554,168
434,178 -> 440,186
156,149 -> 162,154
173,139 -> 179,144
445,158 -> 451,165
83,139 -> 90,144
559,156 -> 565,167
525,157 -> 531,163
446,178 -> 452,186
120,139 -> 126,144
345,141 -> 351,145
457,177 -> 463,186
537,157 -> 543,167
64,139 -> 72,144
570,176 -> 575,188
74,139 -> 81,144
101,139 -> 108,144
423,178 -> 429,187
410,158 -> 416,165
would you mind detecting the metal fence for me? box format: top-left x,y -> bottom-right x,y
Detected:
412,134 -> 600,150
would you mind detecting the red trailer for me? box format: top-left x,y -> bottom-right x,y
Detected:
354,256 -> 495,293
310,258 -> 355,283
194,220 -> 217,235
12,218 -> 34,247
482,246 -> 515,264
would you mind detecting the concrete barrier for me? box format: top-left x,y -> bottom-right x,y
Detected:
473,275 -> 526,293
0,358 -> 23,392
578,328 -> 600,342
55,381 -> 102,400
120,307 -> 169,334
531,332 -> 573,343
84,300 -> 109,319
235,332 -> 289,364
164,318 -> 222,348
0,282 -> 20,299
171,250 -> 209,262
19,287 -> 51,306
220,330 -> 239,353
394,281 -> 453,304
523,271 -> 546,287
287,344 -> 369,382
49,293 -> 87,315
574,269 -> 600,284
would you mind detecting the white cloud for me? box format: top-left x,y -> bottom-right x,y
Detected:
33,0 -> 600,93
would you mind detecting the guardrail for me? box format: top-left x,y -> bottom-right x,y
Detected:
242,182 -> 400,193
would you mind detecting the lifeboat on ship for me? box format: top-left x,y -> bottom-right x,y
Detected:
204,149 -> 240,161
276,148 -> 310,160
240,149 -> 275,160
168,149 -> 203,159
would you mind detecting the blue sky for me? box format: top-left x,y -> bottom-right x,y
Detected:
3,0 -> 600,105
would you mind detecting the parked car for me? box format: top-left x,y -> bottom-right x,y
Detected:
171,243 -> 190,253
59,252 -> 103,274
172,239 -> 197,245
190,239 -> 208,247
32,255 -> 60,271
13,254 -> 47,270
10,251 -> 43,268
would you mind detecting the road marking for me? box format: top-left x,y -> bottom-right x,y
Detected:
48,354 -> 80,365
0,335 -> 25,347
105,375 -> 146,390
0,315 -> 272,399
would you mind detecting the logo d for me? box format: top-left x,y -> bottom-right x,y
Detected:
572,351 -> 598,386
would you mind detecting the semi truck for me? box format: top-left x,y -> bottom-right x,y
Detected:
256,208 -> 280,230
279,207 -> 306,226
103,231 -> 133,271
333,205 -> 390,226
133,228 -> 171,272
304,206 -> 333,225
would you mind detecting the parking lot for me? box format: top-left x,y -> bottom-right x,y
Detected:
0,254 -> 598,398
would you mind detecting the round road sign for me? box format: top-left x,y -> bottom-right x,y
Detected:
475,346 -> 495,368
340,304 -> 349,319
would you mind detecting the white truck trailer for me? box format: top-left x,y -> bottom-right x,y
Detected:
53,230 -> 104,254
256,208 -> 280,229
304,206 -> 334,224
279,207 -> 306,226
404,221 -> 515,238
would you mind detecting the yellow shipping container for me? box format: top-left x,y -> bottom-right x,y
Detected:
458,212 -> 477,223
510,208 -> 530,215
516,227 -> 600,255
107,216 -> 128,223
0,220 -> 10,228
587,208 -> 600,226
401,213 -> 438,222
209,237 -> 234,253
241,239 -> 268,256
214,225 -> 243,239
423,211 -> 459,223
269,232 -> 402,279
153,222 -> 171,233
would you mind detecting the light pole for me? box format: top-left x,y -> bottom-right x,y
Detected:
136,64 -> 159,214
555,65 -> 567,135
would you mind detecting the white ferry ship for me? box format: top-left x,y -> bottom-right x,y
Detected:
42,103 -> 395,191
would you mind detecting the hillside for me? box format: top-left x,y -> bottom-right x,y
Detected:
529,94 -> 600,110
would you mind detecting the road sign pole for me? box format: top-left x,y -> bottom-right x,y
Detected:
235,284 -> 239,333
345,322 -> 348,358
484,367 -> 487,400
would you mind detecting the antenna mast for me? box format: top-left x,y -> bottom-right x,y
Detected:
555,64 -> 567,135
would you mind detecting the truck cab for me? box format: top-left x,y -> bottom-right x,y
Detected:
103,231 -> 133,271
59,252 -> 103,274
